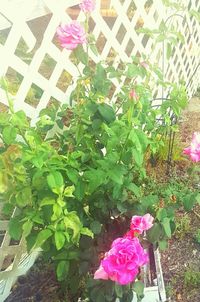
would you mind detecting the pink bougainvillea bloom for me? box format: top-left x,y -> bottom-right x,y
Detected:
129,89 -> 138,101
183,132 -> 200,162
57,21 -> 86,50
79,0 -> 95,13
94,237 -> 148,285
130,214 -> 154,234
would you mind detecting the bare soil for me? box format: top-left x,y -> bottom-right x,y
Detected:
161,101 -> 200,302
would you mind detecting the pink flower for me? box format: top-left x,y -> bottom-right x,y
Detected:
130,214 -> 154,234
183,132 -> 200,162
129,89 -> 138,101
57,21 -> 86,50
141,61 -> 148,69
79,0 -> 95,13
94,237 -> 148,285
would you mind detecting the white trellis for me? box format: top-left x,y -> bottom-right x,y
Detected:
0,0 -> 200,301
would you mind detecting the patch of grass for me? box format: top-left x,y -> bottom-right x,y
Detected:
184,269 -> 200,288
194,229 -> 200,244
175,214 -> 191,239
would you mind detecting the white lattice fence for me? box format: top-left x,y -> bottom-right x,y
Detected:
0,0 -> 200,300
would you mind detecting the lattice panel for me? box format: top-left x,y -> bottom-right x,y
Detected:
0,0 -> 199,118
0,206 -> 39,301
0,0 -> 200,301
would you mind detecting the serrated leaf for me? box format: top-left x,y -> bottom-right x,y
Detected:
9,217 -> 23,240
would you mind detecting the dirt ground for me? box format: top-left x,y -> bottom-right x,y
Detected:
161,97 -> 200,302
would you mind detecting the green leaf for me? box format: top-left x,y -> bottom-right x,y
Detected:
22,220 -> 33,237
64,211 -> 82,241
0,171 -> 8,193
182,192 -> 197,211
56,260 -> 69,281
195,194 -> 200,204
133,281 -> 144,301
12,110 -> 29,128
89,43 -> 99,56
9,217 -> 23,240
40,197 -> 55,207
108,165 -> 124,185
126,183 -> 141,198
159,240 -> 168,250
162,217 -> 171,238
190,9 -> 200,22
81,227 -> 94,238
47,171 -> 64,193
84,169 -> 105,193
146,222 -> 162,243
132,148 -> 143,166
98,103 -> 115,123
156,208 -> 167,221
64,185 -> 75,197
141,194 -> 159,208
16,187 -> 32,207
74,45 -> 88,65
156,34 -> 166,42
90,221 -> 101,234
166,42 -> 172,60
126,64 -> 144,78
66,168 -> 79,184
34,229 -> 52,248
74,180 -> 85,201
2,126 -> 17,144
55,231 -> 65,250
115,283 -> 123,298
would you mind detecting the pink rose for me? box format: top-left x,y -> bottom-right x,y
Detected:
79,0 -> 95,13
129,89 -> 138,101
130,214 -> 154,234
183,132 -> 200,162
57,21 -> 86,50
94,237 -> 148,285
141,61 -> 148,69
